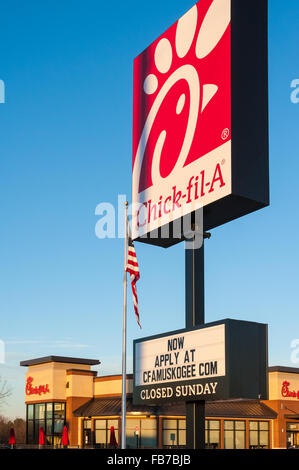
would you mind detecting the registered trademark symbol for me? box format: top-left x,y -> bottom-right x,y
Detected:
221,159 -> 226,165
221,128 -> 230,140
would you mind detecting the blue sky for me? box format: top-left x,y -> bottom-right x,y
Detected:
0,0 -> 298,419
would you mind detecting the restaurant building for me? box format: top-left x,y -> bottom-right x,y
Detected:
20,357 -> 299,449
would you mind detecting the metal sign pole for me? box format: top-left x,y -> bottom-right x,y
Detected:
121,202 -> 128,449
185,236 -> 205,449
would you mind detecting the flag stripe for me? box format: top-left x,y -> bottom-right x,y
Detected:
126,235 -> 141,328
127,266 -> 139,275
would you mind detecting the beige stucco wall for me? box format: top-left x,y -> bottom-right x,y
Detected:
24,363 -> 133,403
269,371 -> 299,401
67,374 -> 94,398
94,377 -> 133,396
25,362 -> 91,403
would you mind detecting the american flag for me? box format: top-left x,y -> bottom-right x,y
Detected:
126,236 -> 141,329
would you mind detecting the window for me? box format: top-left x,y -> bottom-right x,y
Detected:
95,419 -> 118,448
54,403 -> 65,418
46,417 -> 53,436
139,418 -> 156,448
54,403 -> 65,435
162,419 -> 186,448
126,419 -> 141,449
205,420 -> 220,449
32,404 -> 47,444
27,420 -> 34,444
287,422 -> 299,431
46,403 -> 53,418
224,420 -> 246,449
27,405 -> 34,420
249,421 -> 269,449
35,403 -> 45,420
83,419 -> 92,429
95,419 -> 106,447
125,418 -> 156,449
26,402 -> 66,445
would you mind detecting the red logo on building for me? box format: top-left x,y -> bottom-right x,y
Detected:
281,381 -> 299,400
26,376 -> 50,396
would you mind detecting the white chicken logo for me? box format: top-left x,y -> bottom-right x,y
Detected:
133,0 -> 231,189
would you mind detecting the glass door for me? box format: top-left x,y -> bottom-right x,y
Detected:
83,429 -> 92,447
83,419 -> 92,448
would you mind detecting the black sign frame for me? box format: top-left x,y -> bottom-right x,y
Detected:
133,319 -> 268,405
133,0 -> 269,248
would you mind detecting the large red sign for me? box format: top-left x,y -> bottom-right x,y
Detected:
26,376 -> 50,396
132,0 -> 269,247
133,0 -> 231,241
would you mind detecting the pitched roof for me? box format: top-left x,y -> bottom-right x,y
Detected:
159,400 -> 277,419
73,397 -> 277,419
73,396 -> 158,417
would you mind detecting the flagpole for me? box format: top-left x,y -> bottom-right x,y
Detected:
121,201 -> 128,449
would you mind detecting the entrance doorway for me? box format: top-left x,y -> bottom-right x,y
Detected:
83,429 -> 92,447
83,419 -> 92,448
